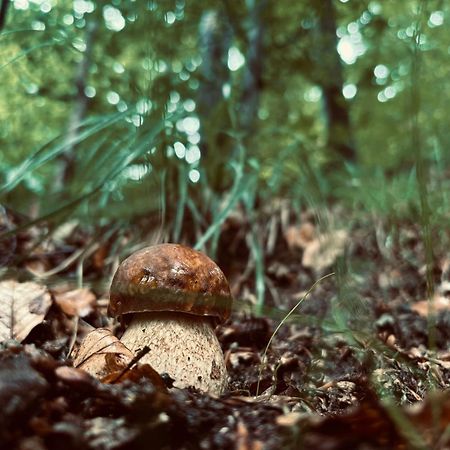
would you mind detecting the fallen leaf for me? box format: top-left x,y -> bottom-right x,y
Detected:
102,362 -> 168,390
411,294 -> 450,317
0,280 -> 52,342
285,222 -> 316,250
302,229 -> 348,271
54,288 -> 96,317
73,328 -> 134,379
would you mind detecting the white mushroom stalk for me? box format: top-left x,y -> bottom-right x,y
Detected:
120,312 -> 227,395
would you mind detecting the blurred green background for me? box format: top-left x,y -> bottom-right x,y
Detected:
0,0 -> 448,239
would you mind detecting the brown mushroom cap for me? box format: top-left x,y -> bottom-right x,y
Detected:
109,243 -> 233,323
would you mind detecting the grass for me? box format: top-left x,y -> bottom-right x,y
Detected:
256,272 -> 335,396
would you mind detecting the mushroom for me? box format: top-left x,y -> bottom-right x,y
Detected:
108,243 -> 233,395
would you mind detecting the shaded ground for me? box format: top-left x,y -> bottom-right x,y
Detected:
1,204 -> 450,449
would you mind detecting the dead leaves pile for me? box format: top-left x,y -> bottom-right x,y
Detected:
2,205 -> 450,448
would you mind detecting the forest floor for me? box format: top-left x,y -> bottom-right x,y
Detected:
1,203 -> 450,449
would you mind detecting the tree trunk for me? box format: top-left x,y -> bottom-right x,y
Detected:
314,0 -> 357,164
197,9 -> 232,191
239,0 -> 266,134
56,19 -> 98,191
0,0 -> 10,31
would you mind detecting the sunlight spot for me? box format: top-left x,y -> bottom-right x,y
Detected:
107,91 -> 120,105
227,46 -> 245,71
113,62 -> 125,74
377,86 -> 397,103
185,145 -> 201,164
165,11 -> 176,24
73,38 -> 86,52
405,26 -> 415,38
31,21 -> 45,30
179,70 -> 190,80
84,86 -> 96,98
117,101 -> 127,112
103,5 -> 125,32
359,11 -> 372,25
63,14 -> 74,25
188,132 -> 200,145
374,64 -> 389,79
137,99 -> 152,115
377,91 -> 387,103
304,86 -> 321,102
167,102 -> 177,113
156,60 -> 168,73
178,116 -> 200,134
25,83 -> 39,94
428,11 -> 444,27
347,22 -> 359,34
170,91 -> 180,104
384,86 -> 396,99
74,0 -> 94,15
131,114 -> 143,127
123,164 -> 150,181
40,1 -> 51,13
337,36 -> 364,64
174,142 -> 186,159
222,83 -> 231,99
14,0 -> 29,10
368,2 -> 381,15
183,99 -> 196,112
342,84 -> 357,99
189,169 -> 200,183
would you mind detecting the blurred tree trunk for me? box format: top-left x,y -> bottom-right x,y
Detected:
0,0 -> 10,31
197,9 -> 232,191
313,0 -> 356,164
239,0 -> 266,134
197,2 -> 266,191
56,19 -> 98,191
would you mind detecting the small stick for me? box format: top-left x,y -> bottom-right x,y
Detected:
110,346 -> 150,383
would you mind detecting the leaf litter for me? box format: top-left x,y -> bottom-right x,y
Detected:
1,205 -> 450,448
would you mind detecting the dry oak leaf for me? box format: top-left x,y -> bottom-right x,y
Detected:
411,294 -> 450,317
54,287 -> 96,317
302,229 -> 348,271
0,280 -> 52,342
73,328 -> 134,379
285,222 -> 316,250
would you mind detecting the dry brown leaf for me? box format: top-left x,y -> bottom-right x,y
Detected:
101,362 -> 168,390
235,421 -> 264,450
73,328 -> 134,379
411,294 -> 450,317
302,229 -> 348,271
54,287 -> 96,317
284,222 -> 316,250
0,280 -> 52,342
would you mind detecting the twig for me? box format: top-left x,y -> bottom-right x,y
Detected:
110,346 -> 150,383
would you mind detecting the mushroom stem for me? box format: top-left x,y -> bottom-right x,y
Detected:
119,311 -> 227,395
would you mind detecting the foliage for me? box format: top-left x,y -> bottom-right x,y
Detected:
0,0 -> 449,317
